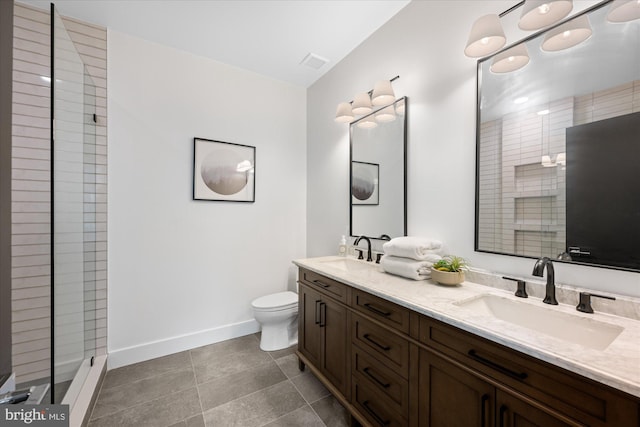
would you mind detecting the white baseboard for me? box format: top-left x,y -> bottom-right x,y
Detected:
107,319 -> 261,370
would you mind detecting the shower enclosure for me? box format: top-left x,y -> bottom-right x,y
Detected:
50,4 -> 97,405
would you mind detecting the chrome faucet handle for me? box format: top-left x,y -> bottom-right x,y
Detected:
375,253 -> 383,264
502,276 -> 528,298
576,292 -> 616,314
355,249 -> 364,260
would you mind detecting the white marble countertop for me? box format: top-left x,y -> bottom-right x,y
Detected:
293,256 -> 640,398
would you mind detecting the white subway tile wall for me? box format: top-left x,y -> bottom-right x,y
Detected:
12,2 -> 107,384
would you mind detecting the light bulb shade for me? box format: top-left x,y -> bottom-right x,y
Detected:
357,116 -> 378,129
375,105 -> 396,123
371,80 -> 395,106
556,152 -> 566,165
607,0 -> 640,23
541,155 -> 554,167
541,14 -> 592,52
352,92 -> 373,115
464,14 -> 506,58
335,102 -> 354,123
490,43 -> 530,73
519,0 -> 573,30
396,99 -> 405,116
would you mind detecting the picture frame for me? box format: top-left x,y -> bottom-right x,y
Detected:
351,161 -> 379,205
193,137 -> 256,202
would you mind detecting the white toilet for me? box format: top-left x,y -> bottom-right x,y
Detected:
251,291 -> 298,351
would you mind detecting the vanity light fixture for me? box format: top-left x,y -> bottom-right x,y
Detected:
464,14 -> 506,58
607,0 -> 640,23
541,152 -> 566,167
541,14 -> 592,51
519,0 -> 573,31
335,102 -> 354,123
490,43 -> 530,73
334,76 -> 400,124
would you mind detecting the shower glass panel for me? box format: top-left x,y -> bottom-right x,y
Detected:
51,5 -> 96,405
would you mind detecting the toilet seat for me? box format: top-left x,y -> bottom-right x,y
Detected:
251,291 -> 298,312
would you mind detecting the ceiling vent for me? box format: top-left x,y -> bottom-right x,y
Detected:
300,53 -> 329,70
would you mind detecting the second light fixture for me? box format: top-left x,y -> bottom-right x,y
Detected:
335,76 -> 399,127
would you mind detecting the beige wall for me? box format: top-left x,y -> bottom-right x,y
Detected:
11,2 -> 107,384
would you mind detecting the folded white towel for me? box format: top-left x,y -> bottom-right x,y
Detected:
382,236 -> 443,261
380,255 -> 435,281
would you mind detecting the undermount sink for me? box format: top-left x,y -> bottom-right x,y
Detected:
319,258 -> 373,272
453,294 -> 624,351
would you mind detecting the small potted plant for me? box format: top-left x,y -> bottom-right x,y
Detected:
431,255 -> 468,286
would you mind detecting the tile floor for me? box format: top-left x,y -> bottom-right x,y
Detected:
88,334 -> 351,427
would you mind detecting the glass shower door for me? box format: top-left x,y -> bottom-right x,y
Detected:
51,4 -> 96,405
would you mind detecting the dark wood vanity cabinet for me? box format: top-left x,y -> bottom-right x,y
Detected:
296,268 -> 640,427
298,270 -> 349,397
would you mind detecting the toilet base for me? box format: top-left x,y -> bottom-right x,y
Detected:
259,319 -> 298,351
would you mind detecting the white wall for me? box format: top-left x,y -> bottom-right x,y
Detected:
108,31 -> 307,368
307,1 -> 640,297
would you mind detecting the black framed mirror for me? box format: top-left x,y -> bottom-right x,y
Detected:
475,0 -> 640,271
350,97 -> 407,240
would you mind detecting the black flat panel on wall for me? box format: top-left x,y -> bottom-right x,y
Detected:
0,0 -> 14,377
566,111 -> 640,270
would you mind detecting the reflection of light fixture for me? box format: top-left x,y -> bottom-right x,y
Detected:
236,160 -> 253,172
537,109 -> 550,115
464,14 -> 506,58
607,0 -> 640,23
519,0 -> 573,30
541,14 -> 592,51
375,105 -> 396,123
490,43 -> 530,73
352,92 -> 373,115
371,80 -> 395,106
357,116 -> 378,129
541,152 -> 566,167
335,76 -> 399,124
335,102 -> 354,123
514,96 -> 529,104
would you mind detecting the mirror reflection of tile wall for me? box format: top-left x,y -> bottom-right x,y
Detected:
478,80 -> 639,259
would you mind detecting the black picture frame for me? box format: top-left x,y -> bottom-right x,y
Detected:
351,161 -> 379,205
193,137 -> 255,202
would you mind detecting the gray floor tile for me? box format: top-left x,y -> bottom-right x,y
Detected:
274,354 -> 305,380
291,371 -> 330,404
311,395 -> 350,427
202,380 -> 306,427
198,360 -> 286,411
102,351 -> 192,390
191,339 -> 272,385
91,367 -> 196,420
263,404 -> 326,427
185,413 -> 206,427
267,344 -> 297,360
190,335 -> 260,366
88,387 -> 201,427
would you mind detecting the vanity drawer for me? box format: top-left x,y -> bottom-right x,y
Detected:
419,316 -> 640,427
352,378 -> 407,427
352,288 -> 410,334
352,313 -> 409,379
298,268 -> 349,304
352,345 -> 408,415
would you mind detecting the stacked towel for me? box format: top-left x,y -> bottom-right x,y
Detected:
380,255 -> 433,281
382,236 -> 442,260
380,237 -> 443,280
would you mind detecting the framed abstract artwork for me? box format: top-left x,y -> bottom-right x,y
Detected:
351,161 -> 379,205
193,137 -> 256,202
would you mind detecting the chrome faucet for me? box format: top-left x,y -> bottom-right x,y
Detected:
354,235 -> 373,262
532,257 -> 558,305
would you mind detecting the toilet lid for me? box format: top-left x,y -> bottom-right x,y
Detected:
252,291 -> 298,310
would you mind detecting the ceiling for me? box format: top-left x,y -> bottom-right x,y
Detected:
21,0 -> 411,87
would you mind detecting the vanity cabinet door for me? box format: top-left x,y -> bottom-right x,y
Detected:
299,283 -> 322,368
418,349 -> 494,427
496,390 -> 583,427
298,282 -> 349,397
